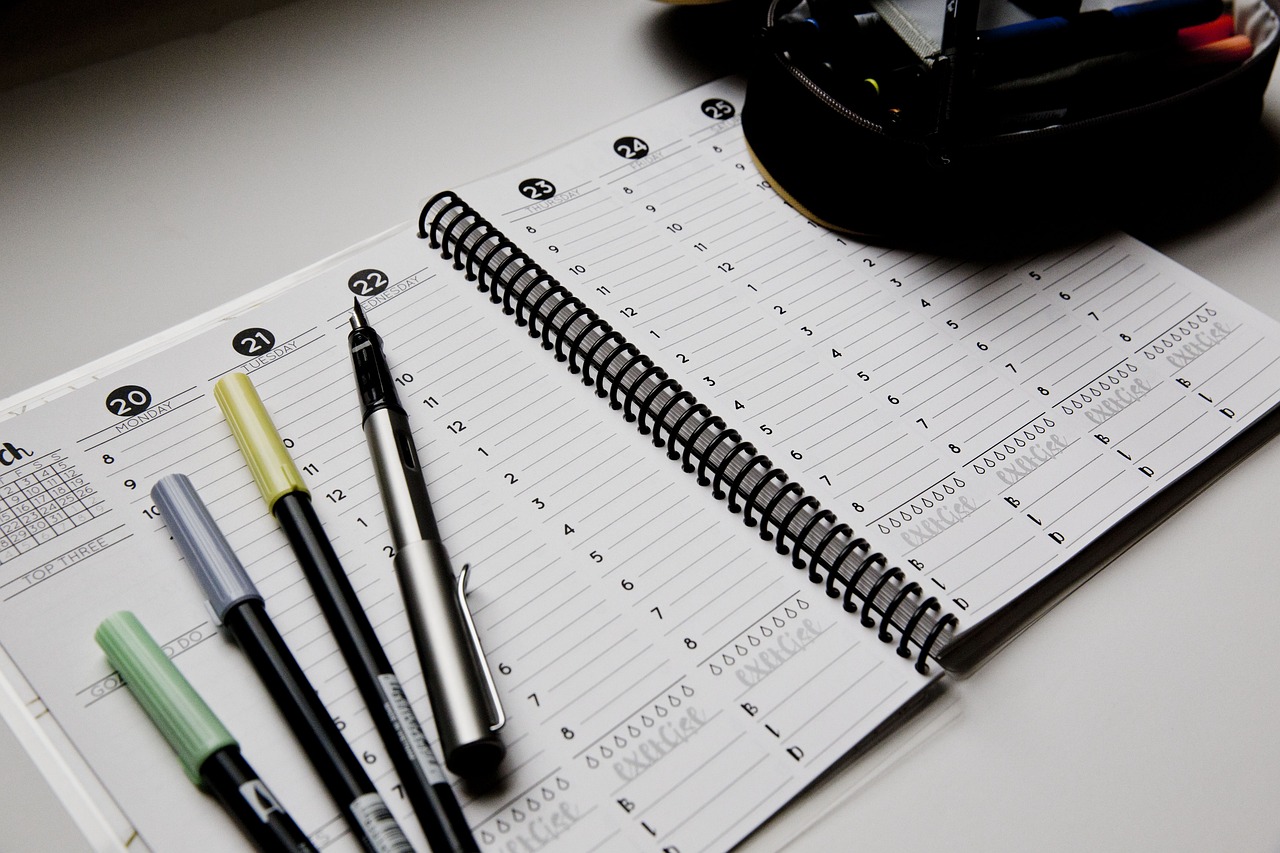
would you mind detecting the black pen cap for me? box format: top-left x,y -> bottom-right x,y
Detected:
348,298 -> 403,420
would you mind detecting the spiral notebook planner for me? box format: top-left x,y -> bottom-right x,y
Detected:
420,190 -> 959,668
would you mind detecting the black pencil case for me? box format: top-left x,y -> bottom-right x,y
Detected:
741,0 -> 1280,249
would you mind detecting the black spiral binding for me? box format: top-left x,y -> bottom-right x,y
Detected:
417,191 -> 959,671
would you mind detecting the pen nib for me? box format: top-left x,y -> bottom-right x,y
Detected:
351,297 -> 370,331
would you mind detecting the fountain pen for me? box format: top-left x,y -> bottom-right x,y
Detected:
347,298 -> 506,781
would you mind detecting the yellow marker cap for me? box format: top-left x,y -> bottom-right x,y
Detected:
213,373 -> 308,510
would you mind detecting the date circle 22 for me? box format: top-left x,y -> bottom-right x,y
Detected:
518,178 -> 556,201
348,269 -> 389,297
106,385 -> 152,418
233,327 -> 276,356
700,98 -> 736,120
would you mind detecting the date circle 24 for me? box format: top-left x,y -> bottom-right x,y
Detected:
348,269 -> 390,297
233,327 -> 276,357
518,178 -> 556,201
105,385 -> 152,418
613,136 -> 649,160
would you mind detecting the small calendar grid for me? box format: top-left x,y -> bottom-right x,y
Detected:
0,451 -> 102,564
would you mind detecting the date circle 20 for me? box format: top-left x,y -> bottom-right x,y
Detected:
518,178 -> 556,200
348,269 -> 389,297
233,327 -> 276,356
700,98 -> 736,120
106,385 -> 152,418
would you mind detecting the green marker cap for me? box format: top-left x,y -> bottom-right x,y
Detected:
94,611 -> 236,785
213,372 -> 309,511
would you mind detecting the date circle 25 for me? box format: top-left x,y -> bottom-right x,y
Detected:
106,385 -> 152,418
518,178 -> 556,200
700,98 -> 736,120
233,327 -> 276,356
348,269 -> 389,297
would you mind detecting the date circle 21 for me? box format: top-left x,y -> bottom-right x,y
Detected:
105,385 -> 152,418
233,327 -> 276,356
700,98 -> 735,120
518,178 -> 556,201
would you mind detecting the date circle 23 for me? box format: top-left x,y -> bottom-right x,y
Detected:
106,385 -> 152,418
700,98 -> 736,120
348,269 -> 390,297
233,327 -> 276,356
518,178 -> 556,200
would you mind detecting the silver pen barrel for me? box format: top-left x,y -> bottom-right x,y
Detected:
364,406 -> 506,780
350,299 -> 505,781
364,406 -> 441,547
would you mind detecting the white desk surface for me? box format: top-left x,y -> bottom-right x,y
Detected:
3,1 -> 1280,851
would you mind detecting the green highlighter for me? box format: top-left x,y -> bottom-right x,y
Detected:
95,611 -> 316,853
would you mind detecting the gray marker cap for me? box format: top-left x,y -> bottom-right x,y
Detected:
152,473 -> 261,620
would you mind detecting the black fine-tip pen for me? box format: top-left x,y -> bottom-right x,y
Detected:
152,474 -> 414,853
95,610 -> 318,853
212,371 -> 476,852
347,298 -> 506,783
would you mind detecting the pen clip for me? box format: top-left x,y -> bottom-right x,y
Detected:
456,564 -> 506,733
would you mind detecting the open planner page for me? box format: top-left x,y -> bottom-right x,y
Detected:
6,72 -> 1280,853
451,77 -> 1280,662
0,218 -> 938,851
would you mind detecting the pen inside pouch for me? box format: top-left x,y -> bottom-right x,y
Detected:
976,13 -> 1257,124
785,0 -> 1265,130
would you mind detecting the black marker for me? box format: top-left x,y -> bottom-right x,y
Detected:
214,371 -> 478,850
95,610 -> 317,853
152,474 -> 414,853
